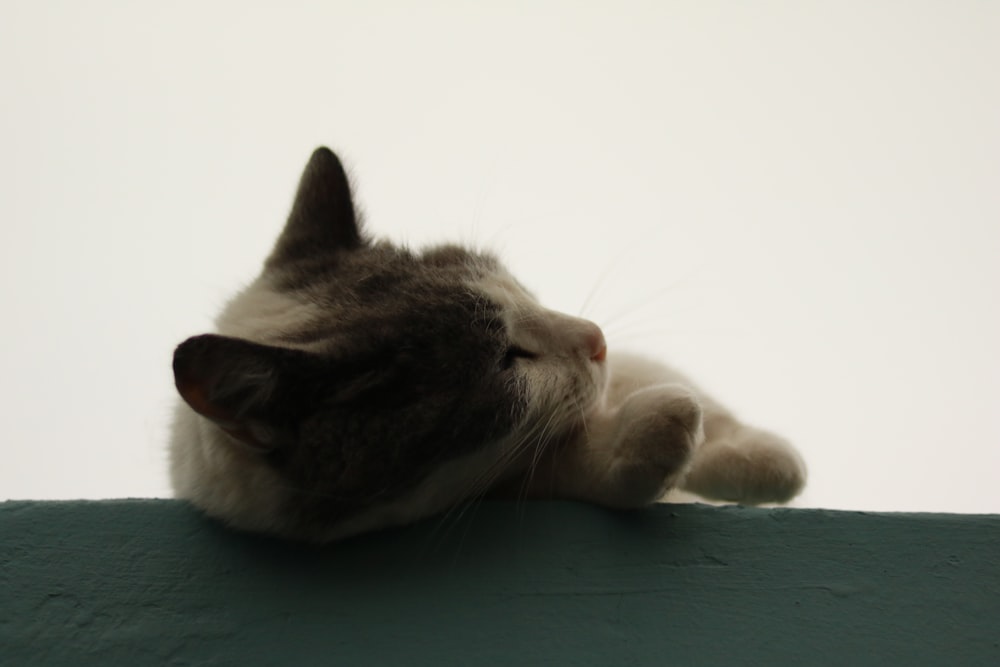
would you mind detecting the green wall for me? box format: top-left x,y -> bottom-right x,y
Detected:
2,500 -> 998,666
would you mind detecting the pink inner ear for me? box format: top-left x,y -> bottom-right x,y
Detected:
176,378 -> 271,452
176,378 -> 234,424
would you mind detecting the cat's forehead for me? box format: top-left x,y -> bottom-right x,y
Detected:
342,241 -> 500,286
421,243 -> 499,270
231,242 -> 517,350
340,243 -> 504,308
468,266 -> 538,317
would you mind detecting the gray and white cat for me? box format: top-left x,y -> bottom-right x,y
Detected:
170,147 -> 806,542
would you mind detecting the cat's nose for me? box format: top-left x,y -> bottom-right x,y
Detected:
583,322 -> 607,362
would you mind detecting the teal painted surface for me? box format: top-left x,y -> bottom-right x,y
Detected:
2,501 -> 998,666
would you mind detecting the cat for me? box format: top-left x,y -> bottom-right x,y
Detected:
170,147 -> 806,542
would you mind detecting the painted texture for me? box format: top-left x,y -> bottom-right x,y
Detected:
2,501 -> 998,666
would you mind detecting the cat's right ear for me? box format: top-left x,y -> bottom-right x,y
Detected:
266,147 -> 364,269
172,334 -> 314,452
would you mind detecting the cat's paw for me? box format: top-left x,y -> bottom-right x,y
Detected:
607,384 -> 705,504
681,427 -> 806,505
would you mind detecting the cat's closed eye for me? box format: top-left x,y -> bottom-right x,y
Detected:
501,345 -> 538,370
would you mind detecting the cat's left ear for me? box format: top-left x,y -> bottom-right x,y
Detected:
265,147 -> 364,269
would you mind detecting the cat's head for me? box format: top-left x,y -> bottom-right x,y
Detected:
171,147 -> 607,541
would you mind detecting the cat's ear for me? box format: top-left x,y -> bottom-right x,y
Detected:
173,334 -> 313,452
266,147 -> 364,269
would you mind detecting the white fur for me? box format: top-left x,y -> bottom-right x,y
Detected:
215,276 -> 330,349
169,402 -> 289,535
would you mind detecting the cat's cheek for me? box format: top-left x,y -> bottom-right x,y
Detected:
516,368 -> 545,417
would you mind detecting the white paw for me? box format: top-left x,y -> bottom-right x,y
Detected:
610,384 -> 705,502
681,427 -> 806,504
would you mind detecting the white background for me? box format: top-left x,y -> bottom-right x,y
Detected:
2,2 -> 997,512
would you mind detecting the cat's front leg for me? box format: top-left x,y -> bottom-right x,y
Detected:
550,384 -> 705,508
678,415 -> 807,505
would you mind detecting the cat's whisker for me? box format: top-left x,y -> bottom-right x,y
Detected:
600,299 -> 714,345
604,329 -> 683,347
428,450 -> 529,553
516,406 -> 564,510
596,283 -> 692,332
514,397 -> 587,521
573,398 -> 591,439
424,417 -> 548,549
578,260 -> 620,319
578,241 -> 660,319
606,325 -> 745,348
450,435 -> 543,557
